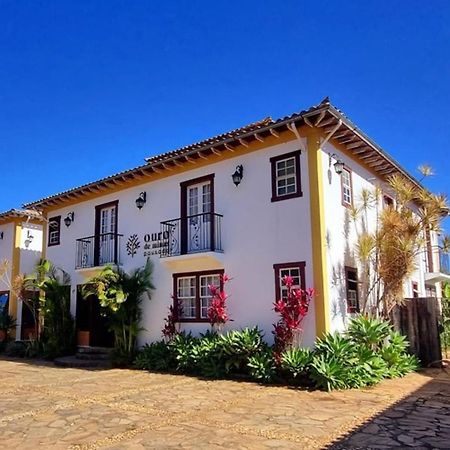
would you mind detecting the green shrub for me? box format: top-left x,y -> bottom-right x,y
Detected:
4,341 -> 27,357
168,332 -> 198,372
309,317 -> 417,391
309,354 -> 350,391
314,332 -> 355,360
347,315 -> 391,351
24,340 -> 45,358
0,314 -> 17,342
191,332 -> 225,378
220,327 -> 267,374
281,348 -> 313,379
134,341 -> 176,371
380,330 -> 419,377
247,350 -> 276,383
133,317 -> 417,392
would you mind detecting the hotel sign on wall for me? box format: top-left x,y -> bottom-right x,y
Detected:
126,232 -> 169,258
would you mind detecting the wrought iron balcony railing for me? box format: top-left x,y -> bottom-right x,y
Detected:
160,212 -> 223,258
75,233 -> 122,269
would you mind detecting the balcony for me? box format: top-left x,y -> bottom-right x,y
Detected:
440,251 -> 450,275
160,212 -> 223,259
425,249 -> 450,284
75,233 -> 123,269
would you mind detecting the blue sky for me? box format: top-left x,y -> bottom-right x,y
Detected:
1,1 -> 449,227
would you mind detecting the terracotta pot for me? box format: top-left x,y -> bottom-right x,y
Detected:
77,331 -> 90,347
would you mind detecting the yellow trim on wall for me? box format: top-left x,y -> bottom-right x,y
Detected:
307,131 -> 331,337
9,220 -> 22,321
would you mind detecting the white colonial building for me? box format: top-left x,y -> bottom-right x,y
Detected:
4,98 -> 446,347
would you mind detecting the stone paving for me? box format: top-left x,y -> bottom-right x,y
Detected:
0,358 -> 448,449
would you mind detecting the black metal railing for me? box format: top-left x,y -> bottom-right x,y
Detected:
75,233 -> 122,269
160,212 -> 223,257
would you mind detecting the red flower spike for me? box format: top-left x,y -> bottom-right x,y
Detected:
272,276 -> 315,356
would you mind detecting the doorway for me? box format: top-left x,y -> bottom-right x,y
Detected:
76,287 -> 114,347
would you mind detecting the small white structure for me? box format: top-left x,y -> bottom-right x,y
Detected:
17,98 -> 448,347
0,209 -> 43,340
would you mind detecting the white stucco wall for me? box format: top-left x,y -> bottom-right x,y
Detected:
45,138 -> 318,347
321,142 -> 437,333
0,222 -> 14,292
19,222 -> 43,275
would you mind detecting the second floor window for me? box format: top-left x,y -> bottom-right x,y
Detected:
383,195 -> 394,208
270,150 -> 302,202
341,168 -> 353,207
48,216 -> 61,246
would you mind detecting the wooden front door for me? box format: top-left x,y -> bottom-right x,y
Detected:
76,288 -> 114,348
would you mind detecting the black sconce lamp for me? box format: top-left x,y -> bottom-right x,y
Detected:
231,165 -> 244,187
135,191 -> 147,210
0,231 -> 3,240
64,212 -> 75,227
329,153 -> 344,175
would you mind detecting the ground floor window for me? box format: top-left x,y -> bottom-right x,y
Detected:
0,291 -> 9,316
425,285 -> 437,298
273,262 -> 306,300
173,269 -> 223,321
345,267 -> 359,313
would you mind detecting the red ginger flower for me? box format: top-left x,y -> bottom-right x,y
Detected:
207,274 -> 231,327
272,279 -> 314,355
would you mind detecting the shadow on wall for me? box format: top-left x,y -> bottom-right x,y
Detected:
326,368 -> 450,449
328,209 -> 357,325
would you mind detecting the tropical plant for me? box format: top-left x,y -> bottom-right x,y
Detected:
346,315 -> 391,351
83,258 -> 155,366
272,275 -> 314,355
309,316 -> 418,391
0,314 -> 16,342
380,330 -> 419,377
135,316 -> 418,391
4,341 -> 27,357
314,332 -> 355,360
281,348 -> 313,379
168,332 -> 198,372
15,259 -> 75,358
220,327 -> 267,374
309,354 -> 350,391
161,296 -> 183,341
350,171 -> 449,317
190,331 -> 226,378
207,274 -> 231,331
247,349 -> 276,383
134,341 -> 176,371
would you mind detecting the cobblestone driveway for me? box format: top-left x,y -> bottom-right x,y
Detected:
0,358 -> 448,449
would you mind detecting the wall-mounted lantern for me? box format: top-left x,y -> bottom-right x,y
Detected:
329,153 -> 344,175
231,165 -> 244,187
135,192 -> 147,210
0,231 -> 3,240
64,212 -> 75,227
24,230 -> 34,249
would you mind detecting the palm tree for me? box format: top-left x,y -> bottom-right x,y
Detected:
83,258 -> 155,364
